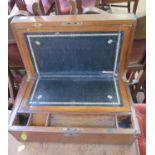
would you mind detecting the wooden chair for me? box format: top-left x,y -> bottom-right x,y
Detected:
127,12 -> 146,102
8,67 -> 26,109
32,0 -> 55,15
128,12 -> 146,77
8,0 -> 56,109
55,0 -> 74,15
32,0 -> 45,15
8,0 -> 16,14
55,0 -> 97,15
14,0 -> 55,15
98,0 -> 139,14
8,68 -> 15,109
54,0 -> 138,15
8,8 -> 28,109
8,8 -> 28,68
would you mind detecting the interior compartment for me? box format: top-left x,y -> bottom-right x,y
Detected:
117,115 -> 133,128
48,113 -> 116,128
12,113 -> 133,129
28,113 -> 48,126
13,113 -> 29,126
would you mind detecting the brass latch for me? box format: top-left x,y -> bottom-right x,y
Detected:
62,22 -> 83,26
62,128 -> 80,137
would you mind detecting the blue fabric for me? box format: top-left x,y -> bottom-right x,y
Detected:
24,31 -> 124,106
29,77 -> 122,106
25,31 -> 123,74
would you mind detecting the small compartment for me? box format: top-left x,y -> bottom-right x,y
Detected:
28,113 -> 48,126
48,114 -> 116,128
13,113 -> 29,126
117,115 -> 133,128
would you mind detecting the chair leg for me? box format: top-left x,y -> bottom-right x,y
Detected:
32,0 -> 45,15
46,2 -> 55,15
131,68 -> 146,103
76,0 -> 82,14
128,71 -> 136,83
8,69 -> 15,108
133,0 -> 139,14
127,2 -> 130,13
134,69 -> 146,93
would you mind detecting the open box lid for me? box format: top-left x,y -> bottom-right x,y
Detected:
24,31 -> 123,76
11,14 -> 136,112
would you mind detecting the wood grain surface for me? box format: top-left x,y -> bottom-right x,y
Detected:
8,132 -> 139,155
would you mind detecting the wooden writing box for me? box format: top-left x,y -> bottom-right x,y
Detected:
9,14 -> 140,144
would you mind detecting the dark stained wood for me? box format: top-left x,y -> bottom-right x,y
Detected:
8,69 -> 15,107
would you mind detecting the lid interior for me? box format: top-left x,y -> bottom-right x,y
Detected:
25,31 -> 124,106
25,31 -> 123,76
